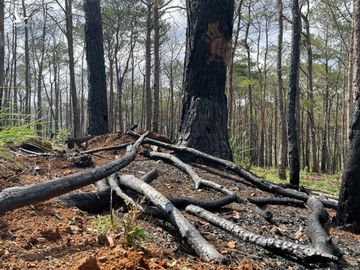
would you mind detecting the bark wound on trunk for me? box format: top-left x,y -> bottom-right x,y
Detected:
178,0 -> 233,161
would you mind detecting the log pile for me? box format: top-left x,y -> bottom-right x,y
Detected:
0,130 -> 342,267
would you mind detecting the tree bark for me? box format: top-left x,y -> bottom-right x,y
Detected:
178,0 -> 233,161
288,0 -> 301,186
0,0 -> 3,113
84,0 -> 109,136
335,0 -> 360,231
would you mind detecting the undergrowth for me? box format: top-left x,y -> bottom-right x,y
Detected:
93,204 -> 149,250
251,166 -> 341,196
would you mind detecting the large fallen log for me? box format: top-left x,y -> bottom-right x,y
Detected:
186,205 -> 338,262
0,132 -> 149,215
117,174 -> 224,263
306,197 -> 341,260
128,131 -> 337,209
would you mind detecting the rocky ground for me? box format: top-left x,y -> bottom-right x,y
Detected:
0,132 -> 359,270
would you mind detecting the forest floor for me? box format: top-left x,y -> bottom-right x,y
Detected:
0,131 -> 360,270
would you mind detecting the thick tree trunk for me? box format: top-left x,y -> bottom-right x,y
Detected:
84,0 -> 109,136
178,0 -> 233,161
335,1 -> 360,230
288,0 -> 301,186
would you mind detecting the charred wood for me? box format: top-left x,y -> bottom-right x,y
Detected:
0,132 -> 148,215
248,197 -> 305,207
117,174 -> 224,263
186,205 -> 338,262
128,131 -> 337,209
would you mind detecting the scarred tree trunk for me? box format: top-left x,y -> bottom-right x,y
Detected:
178,0 -> 233,161
84,0 -> 109,135
288,0 -> 301,186
335,0 -> 360,232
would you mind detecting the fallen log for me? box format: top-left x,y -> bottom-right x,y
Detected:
306,197 -> 341,260
248,197 -> 305,207
128,131 -> 337,209
0,132 -> 149,215
59,169 -> 159,214
186,205 -> 338,262
117,174 -> 224,263
66,135 -> 94,149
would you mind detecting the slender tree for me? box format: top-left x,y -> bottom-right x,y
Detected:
277,0 -> 287,179
178,0 -> 234,160
84,0 -> 109,135
0,0 -> 4,113
288,0 -> 301,186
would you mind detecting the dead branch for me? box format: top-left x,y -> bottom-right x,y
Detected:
306,197 -> 341,260
169,194 -> 237,210
248,197 -> 305,207
0,132 -> 149,215
186,205 -> 338,262
117,174 -> 224,263
146,150 -> 239,199
128,130 -> 337,209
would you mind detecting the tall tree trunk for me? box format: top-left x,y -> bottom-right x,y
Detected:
84,0 -> 109,136
244,2 -> 256,164
65,0 -> 80,136
0,0 -> 3,113
335,0 -> 360,231
36,3 -> 47,134
277,0 -> 287,180
22,0 -> 31,116
12,22 -> 17,115
302,3 -> 318,173
227,0 -> 243,130
321,45 -> 330,173
177,0 -> 233,161
153,0 -> 160,132
145,1 -> 152,130
288,0 -> 301,186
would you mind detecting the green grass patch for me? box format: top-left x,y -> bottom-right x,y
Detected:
250,166 -> 341,197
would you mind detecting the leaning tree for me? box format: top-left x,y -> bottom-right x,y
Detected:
335,0 -> 360,232
177,0 -> 234,161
